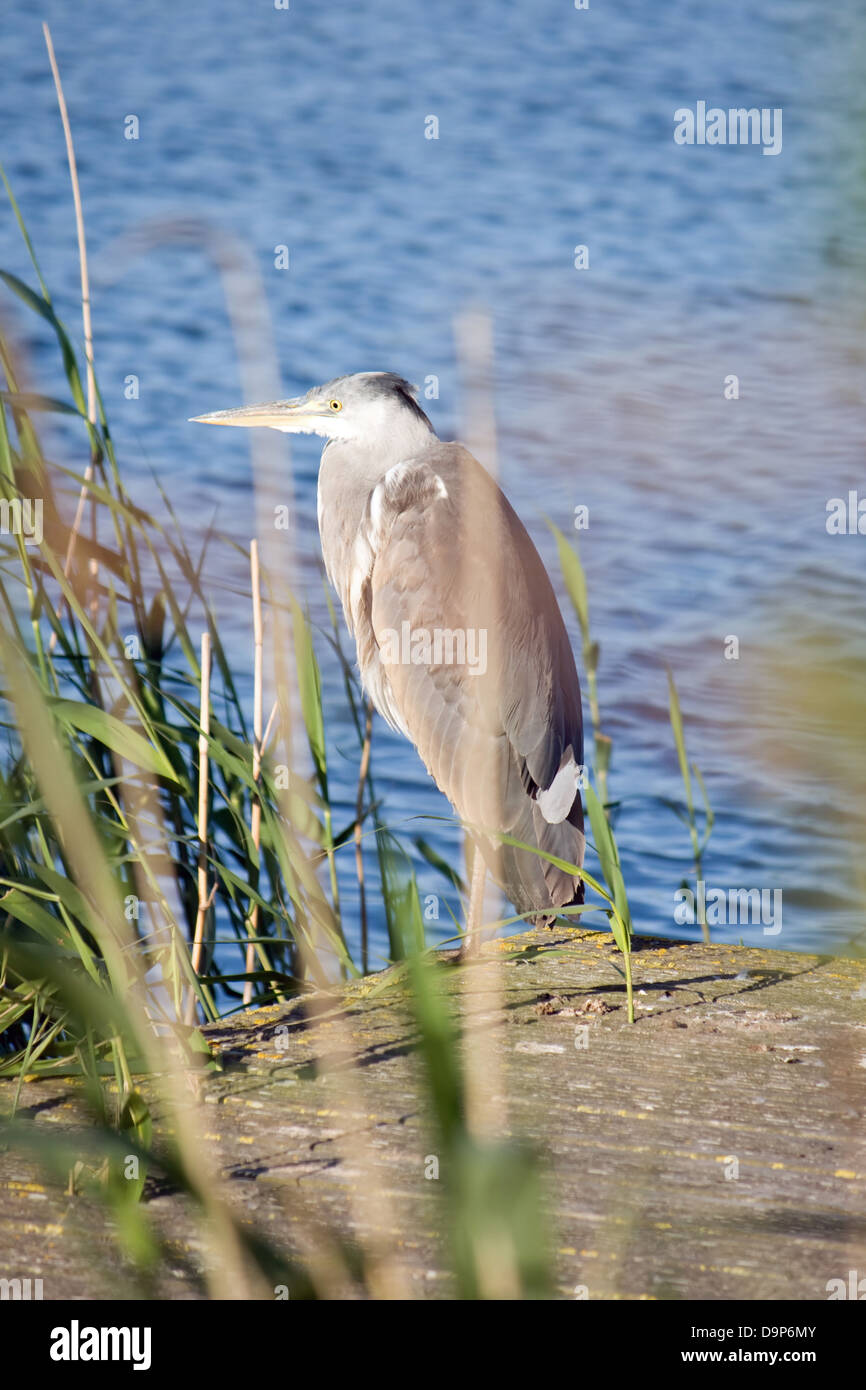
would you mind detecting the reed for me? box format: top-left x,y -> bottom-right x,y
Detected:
667,669 -> 714,943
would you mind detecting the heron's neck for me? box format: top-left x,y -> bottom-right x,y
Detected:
317,430 -> 437,603
320,414 -> 437,491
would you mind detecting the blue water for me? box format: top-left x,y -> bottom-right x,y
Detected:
2,0 -> 865,960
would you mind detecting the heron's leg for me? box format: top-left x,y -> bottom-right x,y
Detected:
460,846 -> 486,959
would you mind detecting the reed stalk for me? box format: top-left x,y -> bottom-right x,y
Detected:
244,541 -> 264,1004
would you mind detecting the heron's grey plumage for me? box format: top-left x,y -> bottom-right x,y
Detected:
192,371 -> 585,923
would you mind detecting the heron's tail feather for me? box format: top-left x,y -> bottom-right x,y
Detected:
476,794 -> 585,927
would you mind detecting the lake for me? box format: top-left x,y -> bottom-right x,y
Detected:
2,0 -> 864,960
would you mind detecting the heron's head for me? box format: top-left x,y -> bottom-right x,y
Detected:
190,372 -> 434,447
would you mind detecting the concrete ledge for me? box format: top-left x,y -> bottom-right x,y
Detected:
1,928 -> 864,1299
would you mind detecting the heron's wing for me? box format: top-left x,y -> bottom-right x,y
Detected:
355,444 -> 584,914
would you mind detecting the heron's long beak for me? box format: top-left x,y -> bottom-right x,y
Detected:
189,399 -> 324,433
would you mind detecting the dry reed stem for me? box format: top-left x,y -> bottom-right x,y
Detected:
243,540 -> 264,1004
190,630 -> 212,991
42,25 -> 98,653
353,699 -> 374,975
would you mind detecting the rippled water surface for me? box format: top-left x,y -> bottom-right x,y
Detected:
2,0 -> 865,957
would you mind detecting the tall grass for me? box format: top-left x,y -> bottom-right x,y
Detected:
549,522 -> 612,809
551,527 -> 713,950
667,669 -> 715,943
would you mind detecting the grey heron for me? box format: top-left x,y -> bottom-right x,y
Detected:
192,372 -> 585,951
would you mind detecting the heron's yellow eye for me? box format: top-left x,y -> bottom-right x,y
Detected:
329,399 -> 342,412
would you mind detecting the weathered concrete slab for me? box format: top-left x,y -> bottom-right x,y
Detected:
1,928 -> 864,1299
